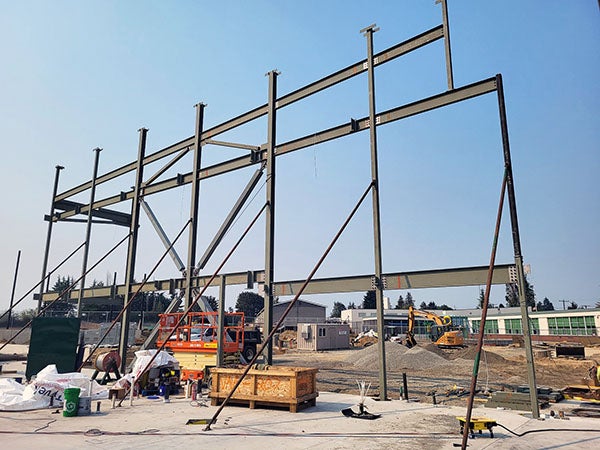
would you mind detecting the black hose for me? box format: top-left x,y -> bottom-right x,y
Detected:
497,423 -> 600,437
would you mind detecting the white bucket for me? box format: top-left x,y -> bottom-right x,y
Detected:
78,396 -> 92,416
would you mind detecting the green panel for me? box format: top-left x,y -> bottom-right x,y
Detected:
505,318 -> 522,334
584,316 -> 596,335
26,317 -> 81,380
529,318 -> 540,334
547,317 -> 558,335
485,320 -> 499,334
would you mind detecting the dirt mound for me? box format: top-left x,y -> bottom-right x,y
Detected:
349,342 -> 458,371
450,346 -> 508,365
421,343 -> 452,359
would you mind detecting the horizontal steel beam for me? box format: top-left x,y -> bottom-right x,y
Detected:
205,139 -> 260,151
277,77 -> 498,155
53,77 -> 498,222
273,264 -> 513,296
54,26 -> 444,204
41,264 -> 514,302
53,199 -> 131,227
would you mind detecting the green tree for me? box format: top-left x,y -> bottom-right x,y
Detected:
405,292 -> 414,308
395,295 -> 405,309
235,291 -> 264,319
536,297 -> 555,311
419,301 -> 427,309
330,301 -> 346,318
478,288 -> 485,309
91,279 -> 105,288
15,308 -> 38,326
48,275 -> 77,315
362,290 -> 376,309
567,301 -> 578,310
347,302 -> 356,309
190,295 -> 219,312
205,295 -> 219,311
505,276 -> 535,308
426,301 -> 438,310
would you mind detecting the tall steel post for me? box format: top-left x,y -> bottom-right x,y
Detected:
438,0 -> 454,90
263,70 -> 278,365
7,250 -> 21,329
362,24 -> 388,401
77,147 -> 102,316
38,165 -> 64,312
119,128 -> 147,373
496,74 -> 539,418
217,275 -> 226,367
184,103 -> 205,309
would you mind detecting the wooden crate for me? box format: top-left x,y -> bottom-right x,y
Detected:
210,366 -> 318,412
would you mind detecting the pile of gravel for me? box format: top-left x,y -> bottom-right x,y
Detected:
349,342 -> 457,371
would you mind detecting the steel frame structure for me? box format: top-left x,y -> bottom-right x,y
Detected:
36,2 -> 538,414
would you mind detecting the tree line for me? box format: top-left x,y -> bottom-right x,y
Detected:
329,275 -> 592,318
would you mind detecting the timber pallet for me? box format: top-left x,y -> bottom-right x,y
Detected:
485,391 -> 548,411
210,394 -> 317,413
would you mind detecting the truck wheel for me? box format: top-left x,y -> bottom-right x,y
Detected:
243,346 -> 256,362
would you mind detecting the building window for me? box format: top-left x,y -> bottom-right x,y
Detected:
548,316 -> 597,336
504,319 -> 522,334
529,318 -> 540,334
472,320 -> 498,334
585,316 -> 597,335
318,328 -> 326,337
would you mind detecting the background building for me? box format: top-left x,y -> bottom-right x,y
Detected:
255,299 -> 327,330
341,307 -> 600,344
296,323 -> 351,351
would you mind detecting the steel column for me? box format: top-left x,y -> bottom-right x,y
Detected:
362,24 -> 388,401
7,250 -> 21,329
217,275 -> 226,367
184,103 -> 205,309
119,128 -> 147,373
438,0 -> 454,90
38,165 -> 64,312
496,74 -> 539,418
77,147 -> 102,316
264,70 -> 278,365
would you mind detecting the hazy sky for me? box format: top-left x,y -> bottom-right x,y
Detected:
1,1 -> 598,315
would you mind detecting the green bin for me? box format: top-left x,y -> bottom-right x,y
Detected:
63,387 -> 81,417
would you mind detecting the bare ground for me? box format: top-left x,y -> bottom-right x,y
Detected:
271,342 -> 599,406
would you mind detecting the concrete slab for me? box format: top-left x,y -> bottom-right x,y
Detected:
0,390 -> 599,450
2,344 -> 599,449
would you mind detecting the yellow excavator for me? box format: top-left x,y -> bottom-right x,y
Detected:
405,305 -> 465,348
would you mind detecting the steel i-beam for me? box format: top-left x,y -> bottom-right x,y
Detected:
119,128 -> 147,372
77,147 -> 102,316
38,165 -> 64,312
362,23 -> 388,401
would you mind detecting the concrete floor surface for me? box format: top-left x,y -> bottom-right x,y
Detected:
0,390 -> 599,450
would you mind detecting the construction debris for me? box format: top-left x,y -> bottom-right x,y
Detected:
351,330 -> 378,347
341,381 -> 381,420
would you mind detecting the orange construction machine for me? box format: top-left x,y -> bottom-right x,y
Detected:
405,305 -> 465,348
156,311 -> 248,382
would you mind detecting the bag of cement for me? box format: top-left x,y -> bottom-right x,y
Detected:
0,364 -> 108,411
